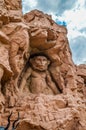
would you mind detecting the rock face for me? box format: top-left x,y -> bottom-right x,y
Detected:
0,1 -> 86,130
0,0 -> 22,25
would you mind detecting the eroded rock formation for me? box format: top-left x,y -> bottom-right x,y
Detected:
0,1 -> 86,130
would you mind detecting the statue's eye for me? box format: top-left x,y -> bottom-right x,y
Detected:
43,58 -> 47,61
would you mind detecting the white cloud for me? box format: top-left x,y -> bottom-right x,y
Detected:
70,36 -> 86,65
61,2 -> 86,40
53,0 -> 86,40
22,0 -> 76,14
62,0 -> 86,64
27,0 -> 37,8
22,0 -> 37,13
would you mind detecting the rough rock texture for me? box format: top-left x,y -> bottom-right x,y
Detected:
0,0 -> 22,25
0,1 -> 86,130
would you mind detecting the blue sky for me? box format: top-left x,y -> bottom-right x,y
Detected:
22,0 -> 86,65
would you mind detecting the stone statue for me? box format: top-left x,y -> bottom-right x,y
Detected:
19,54 -> 60,95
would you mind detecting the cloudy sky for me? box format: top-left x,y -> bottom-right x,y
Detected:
22,0 -> 86,65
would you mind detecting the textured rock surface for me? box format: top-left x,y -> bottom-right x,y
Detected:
0,0 -> 22,26
0,1 -> 86,130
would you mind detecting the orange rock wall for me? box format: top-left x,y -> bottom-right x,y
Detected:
0,1 -> 86,130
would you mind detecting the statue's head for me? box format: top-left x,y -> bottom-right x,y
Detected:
30,55 -> 50,71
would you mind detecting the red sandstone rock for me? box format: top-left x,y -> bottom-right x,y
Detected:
0,1 -> 86,130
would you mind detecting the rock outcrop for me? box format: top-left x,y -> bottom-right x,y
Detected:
0,1 -> 86,130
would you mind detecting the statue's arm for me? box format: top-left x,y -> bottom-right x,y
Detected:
19,68 -> 32,91
46,71 -> 60,94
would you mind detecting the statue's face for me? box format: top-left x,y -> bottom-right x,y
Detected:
31,56 -> 50,71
